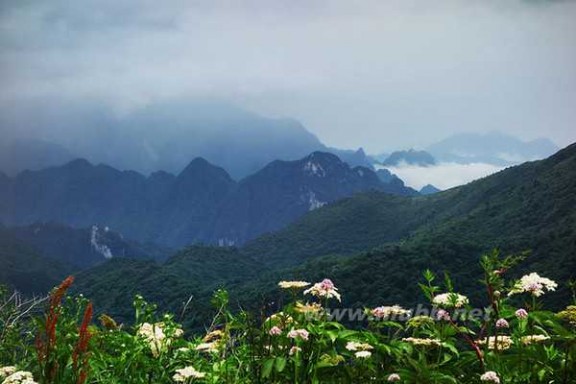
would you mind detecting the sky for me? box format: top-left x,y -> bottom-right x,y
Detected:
1,0 -> 575,154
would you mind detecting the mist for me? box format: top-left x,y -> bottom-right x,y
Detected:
1,0 -> 575,153
382,162 -> 506,190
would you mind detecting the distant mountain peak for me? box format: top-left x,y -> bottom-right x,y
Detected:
383,149 -> 436,167
419,184 -> 441,195
305,151 -> 342,163
178,157 -> 232,181
66,158 -> 93,168
300,152 -> 346,177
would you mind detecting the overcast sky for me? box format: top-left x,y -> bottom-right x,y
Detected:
1,0 -> 575,153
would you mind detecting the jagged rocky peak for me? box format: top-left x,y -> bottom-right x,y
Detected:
301,151 -> 347,177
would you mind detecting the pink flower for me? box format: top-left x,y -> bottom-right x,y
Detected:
515,308 -> 528,319
268,326 -> 282,336
320,279 -> 335,290
304,279 -> 341,301
387,373 -> 401,382
436,309 -> 450,321
287,329 -> 309,341
495,318 -> 509,328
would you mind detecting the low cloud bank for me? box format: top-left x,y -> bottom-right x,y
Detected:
378,162 -> 506,190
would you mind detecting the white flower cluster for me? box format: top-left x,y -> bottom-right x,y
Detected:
346,341 -> 374,358
432,293 -> 469,308
371,305 -> 410,319
0,367 -> 16,379
1,370 -> 38,384
508,273 -> 558,297
137,322 -> 183,357
172,366 -> 205,382
480,371 -> 500,383
521,334 -> 550,345
402,337 -> 442,347
278,281 -> 310,289
476,336 -> 513,350
295,302 -> 322,315
304,279 -> 341,302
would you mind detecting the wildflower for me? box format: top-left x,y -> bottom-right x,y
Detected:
436,309 -> 451,321
495,318 -> 509,328
557,305 -> 576,327
345,341 -> 373,351
73,302 -> 93,384
432,293 -> 469,308
354,350 -> 372,358
508,273 -> 557,297
476,336 -> 513,350
0,367 -> 16,378
371,305 -> 410,319
195,342 -> 219,353
172,366 -> 205,382
278,281 -> 310,289
387,373 -> 401,382
515,308 -> 528,319
402,337 -> 441,347
304,279 -> 341,302
521,334 -> 550,345
294,302 -> 323,315
99,314 -> 119,330
137,322 -> 166,357
287,329 -> 309,341
319,354 -> 345,366
480,371 -> 500,383
268,326 -> 282,336
203,329 -> 224,342
289,346 -> 301,355
1,371 -> 38,384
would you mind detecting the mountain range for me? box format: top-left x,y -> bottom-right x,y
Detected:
64,142 -> 576,329
426,131 -> 558,166
0,152 -> 415,248
0,100 -> 374,178
0,131 -> 573,330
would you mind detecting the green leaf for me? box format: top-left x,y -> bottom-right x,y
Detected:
275,357 -> 287,373
326,330 -> 338,343
261,358 -> 275,379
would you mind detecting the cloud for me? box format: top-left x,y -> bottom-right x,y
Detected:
0,0 -> 575,152
380,162 -> 506,190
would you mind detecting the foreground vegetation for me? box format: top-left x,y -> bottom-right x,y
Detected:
1,251 -> 575,383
